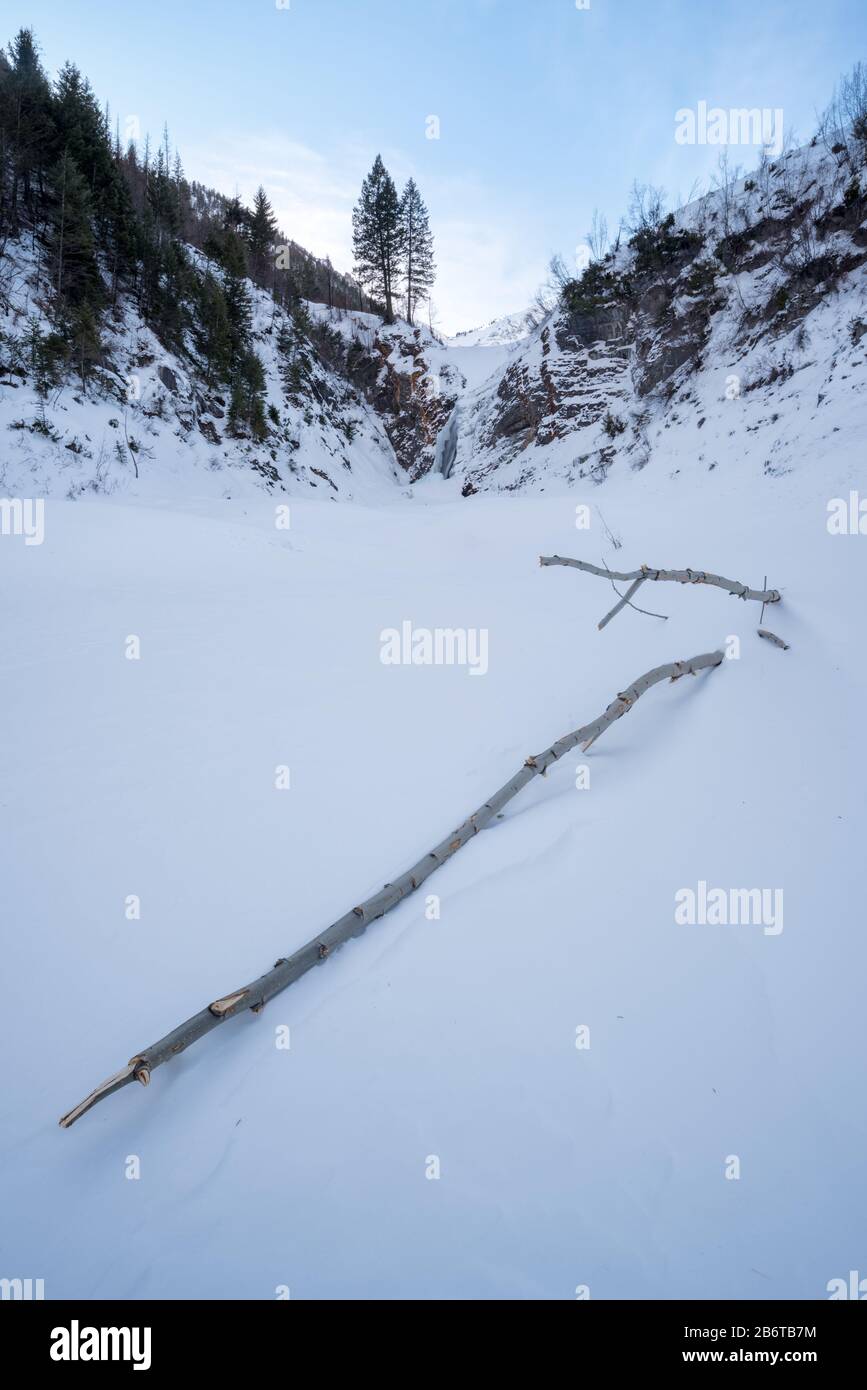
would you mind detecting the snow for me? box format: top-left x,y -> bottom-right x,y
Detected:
0,242 -> 401,504
446,310 -> 531,349
2,444 -> 865,1298
430,135 -> 867,497
2,135 -> 866,1300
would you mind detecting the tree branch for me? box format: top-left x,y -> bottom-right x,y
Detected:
598,575 -> 648,629
60,649 -> 724,1128
607,577 -> 669,623
540,555 -> 780,629
757,628 -> 790,650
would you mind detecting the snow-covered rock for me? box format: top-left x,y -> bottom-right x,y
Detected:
436,140 -> 867,496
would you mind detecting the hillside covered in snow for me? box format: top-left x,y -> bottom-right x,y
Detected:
2,25 -> 866,1306
4,132 -> 866,510
441,140 -> 867,496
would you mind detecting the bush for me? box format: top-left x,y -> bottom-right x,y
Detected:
561,261 -> 622,316
628,214 -> 703,275
685,259 -> 717,295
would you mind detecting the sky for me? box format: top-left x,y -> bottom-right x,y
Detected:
9,0 -> 867,333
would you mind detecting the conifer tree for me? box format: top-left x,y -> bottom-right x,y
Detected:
196,276 -> 232,386
171,151 -> 187,239
352,154 -> 402,323
248,185 -> 277,275
228,349 -> 267,440
69,300 -> 102,388
219,225 -> 252,346
399,177 -> 435,326
51,59 -> 135,301
44,149 -> 101,308
3,29 -> 53,227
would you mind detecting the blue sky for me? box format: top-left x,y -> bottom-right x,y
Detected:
10,0 -> 867,332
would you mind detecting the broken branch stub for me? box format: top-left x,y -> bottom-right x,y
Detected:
59,649 -> 724,1128
757,628 -> 790,650
540,554 -> 780,629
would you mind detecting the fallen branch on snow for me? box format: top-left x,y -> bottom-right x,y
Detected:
606,576 -> 670,624
757,628 -> 790,650
540,555 -> 780,630
59,649 -> 724,1128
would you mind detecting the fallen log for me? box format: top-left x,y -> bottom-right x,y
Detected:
59,649 -> 724,1128
540,555 -> 780,630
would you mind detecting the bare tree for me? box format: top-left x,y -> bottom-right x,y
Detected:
710,151 -> 744,240
625,180 -> 667,235
525,254 -> 569,328
818,61 -> 867,172
585,208 -> 609,261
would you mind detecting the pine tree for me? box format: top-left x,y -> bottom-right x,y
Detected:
352,154 -> 402,323
171,151 -> 188,239
399,178 -> 435,326
227,349 -> 267,440
3,29 -> 54,228
69,300 -> 101,388
146,143 -> 179,246
248,185 -> 277,276
51,59 -> 137,300
52,63 -> 118,226
224,194 -> 246,233
220,226 -> 252,346
44,149 -> 101,309
26,317 -> 66,419
196,275 -> 232,386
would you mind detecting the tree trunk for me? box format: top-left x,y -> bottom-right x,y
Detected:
60,649 -> 723,1128
55,156 -> 66,302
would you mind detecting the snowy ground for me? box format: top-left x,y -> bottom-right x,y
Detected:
2,451 -> 865,1300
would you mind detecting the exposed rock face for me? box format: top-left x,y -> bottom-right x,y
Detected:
311,314 -> 462,479
434,139 -> 867,494
367,335 -> 459,481
486,324 -> 630,454
4,138 -> 865,504
157,364 -> 180,394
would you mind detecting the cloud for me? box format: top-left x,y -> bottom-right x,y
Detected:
183,132 -> 544,335
430,215 -> 545,335
184,131 -> 359,270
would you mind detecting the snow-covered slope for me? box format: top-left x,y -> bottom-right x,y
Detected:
0,240 -> 401,503
7,137 -> 863,506
3,447 -> 864,1298
434,140 -> 867,496
446,310 -> 530,348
